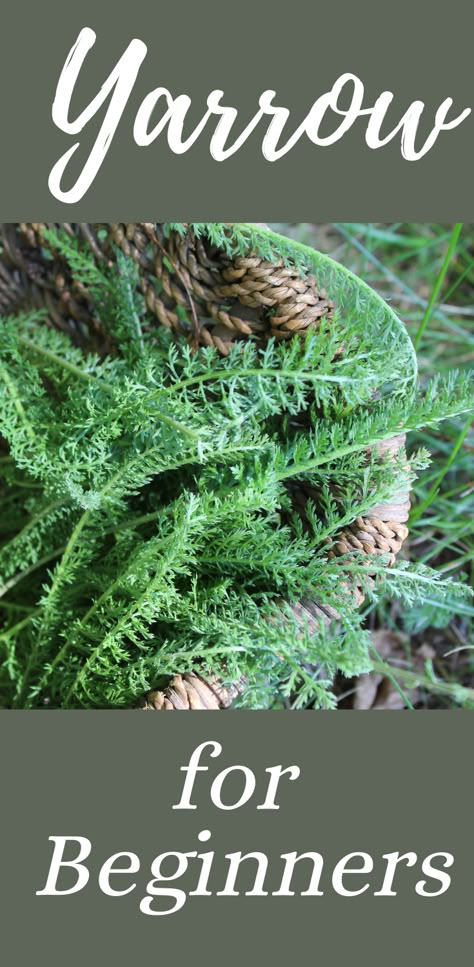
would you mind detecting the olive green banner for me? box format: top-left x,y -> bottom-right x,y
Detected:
0,0 -> 472,218
1,712 -> 472,966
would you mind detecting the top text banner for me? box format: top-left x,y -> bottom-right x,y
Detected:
0,0 -> 472,219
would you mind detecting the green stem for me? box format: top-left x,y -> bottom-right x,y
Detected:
369,645 -> 415,710
17,338 -> 198,440
16,511 -> 93,704
0,363 -> 37,442
274,429 -> 402,482
0,545 -> 65,600
18,337 -> 111,389
0,498 -> 64,561
0,613 -> 36,645
370,659 -> 474,706
414,224 -> 463,350
166,367 -> 363,396
62,532 -> 187,707
410,414 -> 472,524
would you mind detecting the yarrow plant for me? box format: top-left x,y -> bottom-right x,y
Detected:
0,224 -> 473,708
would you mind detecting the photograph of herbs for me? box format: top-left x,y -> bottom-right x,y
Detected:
0,223 -> 473,710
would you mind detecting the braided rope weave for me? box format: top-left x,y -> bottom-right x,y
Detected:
138,674 -> 246,711
0,223 -> 411,710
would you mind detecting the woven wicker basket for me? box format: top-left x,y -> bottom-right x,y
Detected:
0,223 -> 412,710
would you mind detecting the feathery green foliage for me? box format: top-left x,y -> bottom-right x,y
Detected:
1,224 -> 473,708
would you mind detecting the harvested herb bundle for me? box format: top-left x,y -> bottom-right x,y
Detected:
0,224 -> 473,709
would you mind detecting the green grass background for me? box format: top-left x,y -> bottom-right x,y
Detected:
272,224 -> 474,708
